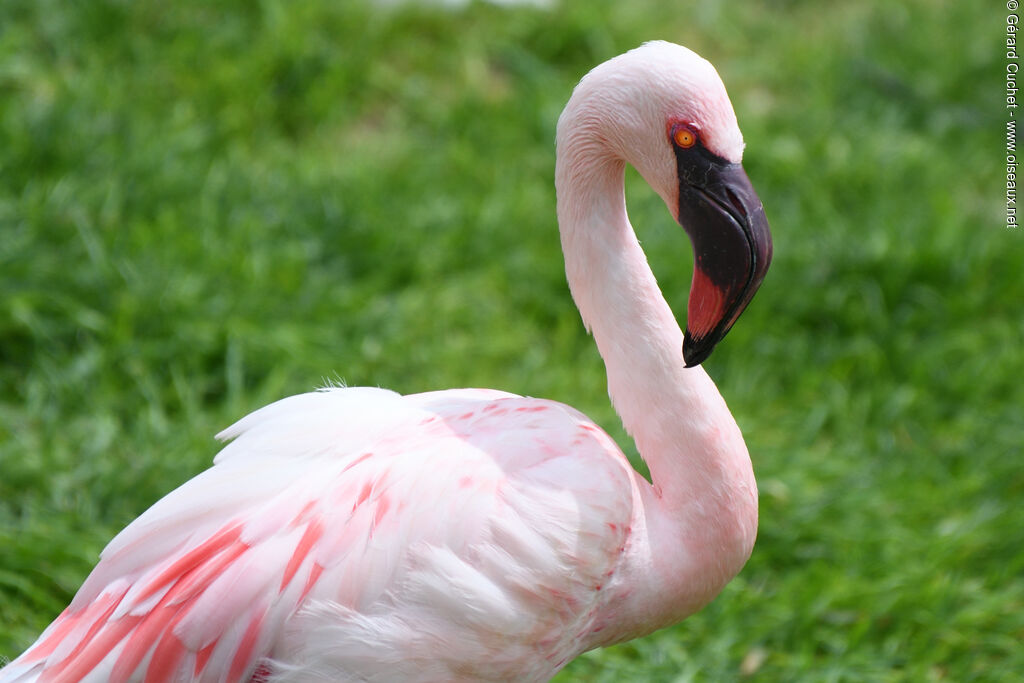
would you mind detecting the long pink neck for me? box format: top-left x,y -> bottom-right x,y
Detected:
556,127 -> 757,639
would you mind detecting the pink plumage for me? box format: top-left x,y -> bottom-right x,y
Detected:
2,41 -> 771,682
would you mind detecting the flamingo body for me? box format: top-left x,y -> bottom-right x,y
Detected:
2,41 -> 772,682
7,389 -> 638,682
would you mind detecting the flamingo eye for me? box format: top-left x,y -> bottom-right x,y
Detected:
672,124 -> 698,149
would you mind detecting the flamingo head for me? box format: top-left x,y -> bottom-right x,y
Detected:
566,41 -> 773,366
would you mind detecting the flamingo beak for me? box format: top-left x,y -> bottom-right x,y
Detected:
676,156 -> 772,367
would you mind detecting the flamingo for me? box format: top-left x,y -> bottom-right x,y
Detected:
1,40 -> 772,682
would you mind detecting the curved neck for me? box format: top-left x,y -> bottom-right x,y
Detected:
556,140 -> 743,507
555,131 -> 757,633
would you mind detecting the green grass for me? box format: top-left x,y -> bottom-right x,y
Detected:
0,0 -> 1019,680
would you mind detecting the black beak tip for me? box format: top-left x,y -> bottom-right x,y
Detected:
682,330 -> 717,368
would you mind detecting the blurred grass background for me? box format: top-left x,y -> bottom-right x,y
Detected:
0,0 -> 1019,680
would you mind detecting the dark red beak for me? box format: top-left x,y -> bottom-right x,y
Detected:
675,149 -> 772,367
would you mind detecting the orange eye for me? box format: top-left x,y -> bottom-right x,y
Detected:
672,125 -> 698,149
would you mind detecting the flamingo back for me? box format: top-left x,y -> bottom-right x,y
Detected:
3,387 -> 636,683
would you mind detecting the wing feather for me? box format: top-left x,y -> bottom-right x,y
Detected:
3,387 -> 635,683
